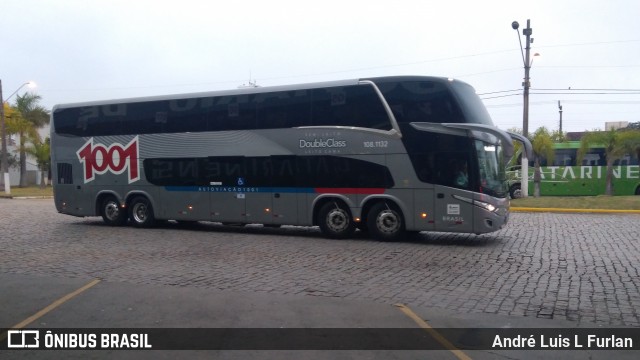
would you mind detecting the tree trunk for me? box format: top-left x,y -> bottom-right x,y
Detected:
39,169 -> 46,189
605,159 -> 614,196
19,132 -> 27,187
534,157 -> 541,197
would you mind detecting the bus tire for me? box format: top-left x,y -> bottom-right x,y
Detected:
509,184 -> 522,199
367,202 -> 405,242
128,196 -> 156,228
100,195 -> 127,226
636,186 -> 640,195
317,201 -> 355,239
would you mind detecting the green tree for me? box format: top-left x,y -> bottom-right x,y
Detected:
550,129 -> 566,143
1,103 -> 19,171
530,127 -> 555,197
578,129 -> 640,195
621,127 -> 640,160
13,93 -> 50,187
506,127 -> 522,168
25,135 -> 50,189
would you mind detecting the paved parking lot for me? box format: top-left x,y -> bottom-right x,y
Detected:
1,198 -> 639,328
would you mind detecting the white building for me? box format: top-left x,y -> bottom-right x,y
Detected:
1,125 -> 50,186
605,121 -> 629,130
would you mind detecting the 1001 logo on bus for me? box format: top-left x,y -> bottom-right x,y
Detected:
76,136 -> 140,183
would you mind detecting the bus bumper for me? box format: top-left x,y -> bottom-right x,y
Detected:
473,198 -> 509,234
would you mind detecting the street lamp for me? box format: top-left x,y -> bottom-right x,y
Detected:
512,19 -> 535,198
1,80 -> 37,194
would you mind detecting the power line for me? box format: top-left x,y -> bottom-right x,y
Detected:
531,92 -> 640,95
480,93 -> 522,100
532,88 -> 640,92
42,39 -> 640,95
476,89 -> 521,96
537,65 -> 640,69
480,87 -> 640,99
485,99 -> 640,108
537,39 -> 640,49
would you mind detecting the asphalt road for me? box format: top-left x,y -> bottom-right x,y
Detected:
1,198 -> 639,359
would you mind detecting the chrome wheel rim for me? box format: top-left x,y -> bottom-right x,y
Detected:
512,188 -> 522,199
376,210 -> 401,234
132,203 -> 148,223
326,208 -> 349,233
104,201 -> 120,221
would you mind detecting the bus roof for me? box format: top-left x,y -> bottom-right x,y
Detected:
52,75 -> 458,111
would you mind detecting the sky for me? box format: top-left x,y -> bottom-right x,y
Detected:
2,0 -> 639,133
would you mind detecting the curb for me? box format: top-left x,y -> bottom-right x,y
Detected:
511,207 -> 640,214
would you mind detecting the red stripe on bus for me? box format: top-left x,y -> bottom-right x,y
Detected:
314,188 -> 386,195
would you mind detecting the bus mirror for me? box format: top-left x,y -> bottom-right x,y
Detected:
437,123 -> 516,160
506,131 -> 534,160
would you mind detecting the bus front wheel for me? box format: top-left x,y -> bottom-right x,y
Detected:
367,202 -> 405,242
510,184 -> 522,199
100,195 -> 127,226
128,196 -> 156,228
318,201 -> 355,239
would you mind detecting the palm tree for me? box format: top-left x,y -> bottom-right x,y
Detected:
578,129 -> 640,195
25,136 -> 51,189
13,93 -> 50,187
621,128 -> 640,160
530,127 -> 556,197
1,103 -> 19,175
550,129 -> 566,143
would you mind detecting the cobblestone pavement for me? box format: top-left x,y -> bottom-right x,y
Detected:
1,198 -> 639,327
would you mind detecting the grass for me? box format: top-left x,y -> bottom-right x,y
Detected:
0,185 -> 53,198
511,195 -> 640,210
1,186 -> 638,210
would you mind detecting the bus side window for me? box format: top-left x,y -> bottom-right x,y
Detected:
256,91 -> 311,129
126,101 -> 165,135
310,86 -> 391,130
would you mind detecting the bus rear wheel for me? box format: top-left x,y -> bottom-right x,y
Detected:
318,201 -> 355,239
128,196 -> 156,228
367,202 -> 405,242
100,195 -> 127,226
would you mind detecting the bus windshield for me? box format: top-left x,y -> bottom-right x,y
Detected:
475,140 -> 507,198
450,81 -> 495,126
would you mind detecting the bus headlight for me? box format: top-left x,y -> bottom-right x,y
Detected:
474,200 -> 496,213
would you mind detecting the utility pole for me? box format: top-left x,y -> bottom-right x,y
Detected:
0,79 -> 9,194
512,19 -> 533,198
522,19 -> 532,138
558,101 -> 563,133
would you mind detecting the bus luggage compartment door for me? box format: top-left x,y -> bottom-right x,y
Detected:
210,191 -> 246,223
244,192 -> 274,225
271,191 -> 299,225
433,186 -> 474,233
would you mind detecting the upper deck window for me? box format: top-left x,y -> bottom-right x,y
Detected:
53,84 -> 393,136
376,81 -> 464,124
374,79 -> 494,127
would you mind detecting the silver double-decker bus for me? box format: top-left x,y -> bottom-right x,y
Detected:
51,76 -> 532,241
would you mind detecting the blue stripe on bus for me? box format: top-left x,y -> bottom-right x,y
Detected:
164,186 -> 315,193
